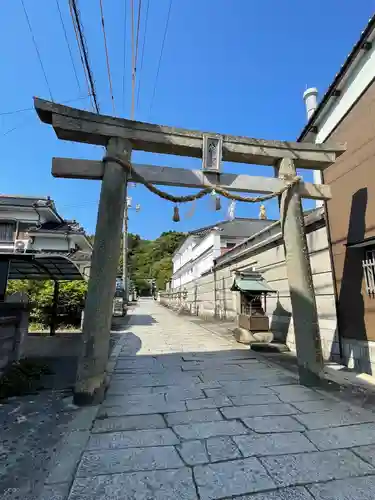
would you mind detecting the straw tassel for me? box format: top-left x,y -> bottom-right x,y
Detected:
173,205 -> 180,222
215,196 -> 221,211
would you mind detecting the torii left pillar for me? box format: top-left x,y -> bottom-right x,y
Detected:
74,137 -> 131,405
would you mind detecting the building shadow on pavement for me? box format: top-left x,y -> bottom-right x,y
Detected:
117,331 -> 142,356
331,188 -> 371,374
270,298 -> 292,344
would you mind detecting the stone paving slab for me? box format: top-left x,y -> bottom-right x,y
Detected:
218,376 -> 297,388
242,415 -> 306,433
57,406 -> 99,431
307,475 -> 375,499
3,482 -> 72,500
233,431 -> 316,457
110,374 -> 201,387
306,422 -> 375,450
188,366 -> 256,376
173,420 -> 248,440
165,409 -> 223,425
103,393 -> 173,407
177,440 -> 208,465
221,402 -> 299,419
46,430 -> 90,484
181,359 -> 260,370
234,486 -> 314,499
186,395 -> 233,410
260,449 -> 374,487
230,393 -> 282,406
289,399 -> 341,413
98,399 -> 187,417
270,385 -> 326,403
204,385 -> 273,397
0,392 -> 98,500
107,384 -> 204,399
353,444 -> 375,466
194,457 -> 276,499
181,351 -> 252,362
68,468 -> 197,500
294,409 -> 375,430
92,414 -> 166,433
201,372 -> 294,384
87,428 -> 179,450
206,436 -> 242,462
76,446 -> 184,477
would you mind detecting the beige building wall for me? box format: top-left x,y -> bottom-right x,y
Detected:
161,214 -> 338,362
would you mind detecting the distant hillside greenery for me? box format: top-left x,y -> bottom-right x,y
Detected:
122,231 -> 185,295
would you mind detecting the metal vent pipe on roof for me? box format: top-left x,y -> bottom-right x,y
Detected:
303,87 -> 319,120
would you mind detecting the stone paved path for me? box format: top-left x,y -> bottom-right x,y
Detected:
28,300 -> 375,498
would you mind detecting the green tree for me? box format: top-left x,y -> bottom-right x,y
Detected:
6,279 -> 87,327
128,231 -> 185,294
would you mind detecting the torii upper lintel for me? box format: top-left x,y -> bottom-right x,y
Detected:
34,97 -> 345,170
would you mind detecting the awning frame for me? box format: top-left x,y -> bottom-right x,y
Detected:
0,252 -> 85,281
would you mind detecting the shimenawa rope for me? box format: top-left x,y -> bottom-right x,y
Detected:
103,155 -> 301,219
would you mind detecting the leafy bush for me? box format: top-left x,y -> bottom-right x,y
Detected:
0,359 -> 53,400
6,280 -> 87,328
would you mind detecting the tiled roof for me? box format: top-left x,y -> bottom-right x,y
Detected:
188,218 -> 276,239
28,220 -> 85,233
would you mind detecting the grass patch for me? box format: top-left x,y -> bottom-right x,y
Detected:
28,323 -> 80,334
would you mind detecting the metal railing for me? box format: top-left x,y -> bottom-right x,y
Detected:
363,257 -> 375,296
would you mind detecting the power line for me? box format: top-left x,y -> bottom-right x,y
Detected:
69,0 -> 100,113
122,0 -> 127,116
55,0 -> 81,94
149,0 -> 173,118
69,1 -> 94,110
99,0 -> 116,115
130,0 -> 143,119
69,0 -> 95,111
0,95 -> 92,117
135,0 -> 142,68
1,117 -> 34,138
136,0 -> 150,110
130,0 -> 135,119
20,0 -> 54,101
1,96 -> 92,138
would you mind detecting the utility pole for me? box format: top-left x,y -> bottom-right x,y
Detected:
122,195 -> 140,304
122,196 -> 129,304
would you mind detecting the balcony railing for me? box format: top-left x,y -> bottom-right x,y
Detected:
363,257 -> 375,296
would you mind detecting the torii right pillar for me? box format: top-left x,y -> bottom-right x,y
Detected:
276,158 -> 323,385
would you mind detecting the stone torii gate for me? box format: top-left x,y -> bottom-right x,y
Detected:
34,98 -> 345,404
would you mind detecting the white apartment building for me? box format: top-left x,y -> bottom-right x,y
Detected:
171,218 -> 274,289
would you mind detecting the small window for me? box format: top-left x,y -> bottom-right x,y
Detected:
0,222 -> 15,242
226,242 -> 236,249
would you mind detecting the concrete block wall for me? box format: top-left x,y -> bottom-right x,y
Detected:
0,317 -> 18,372
0,307 -> 28,373
163,220 -> 339,364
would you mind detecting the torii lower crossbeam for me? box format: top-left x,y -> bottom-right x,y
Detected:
52,157 -> 332,200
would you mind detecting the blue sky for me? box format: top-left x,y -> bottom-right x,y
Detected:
1,0 -> 374,239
